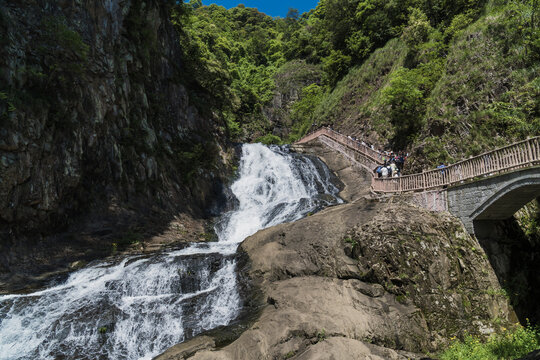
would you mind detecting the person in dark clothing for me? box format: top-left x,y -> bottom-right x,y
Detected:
437,164 -> 446,173
375,165 -> 383,178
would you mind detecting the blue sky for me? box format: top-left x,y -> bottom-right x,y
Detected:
204,0 -> 319,17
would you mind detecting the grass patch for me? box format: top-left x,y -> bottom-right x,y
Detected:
440,324 -> 540,360
316,328 -> 326,342
395,294 -> 407,304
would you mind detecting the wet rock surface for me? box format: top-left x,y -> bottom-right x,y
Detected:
156,141 -> 515,359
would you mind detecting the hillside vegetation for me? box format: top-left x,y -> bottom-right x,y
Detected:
173,0 -> 538,171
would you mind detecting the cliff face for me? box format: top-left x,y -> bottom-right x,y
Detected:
0,0 -> 227,290
262,60 -> 323,141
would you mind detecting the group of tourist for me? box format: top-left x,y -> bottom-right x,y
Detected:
326,126 -> 408,178
346,134 -> 377,152
374,152 -> 407,178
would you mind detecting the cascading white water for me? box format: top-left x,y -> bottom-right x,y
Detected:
0,144 -> 341,360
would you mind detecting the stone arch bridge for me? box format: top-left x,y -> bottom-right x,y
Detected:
296,128 -> 540,236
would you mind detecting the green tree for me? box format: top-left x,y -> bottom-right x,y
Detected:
189,0 -> 202,9
401,8 -> 432,49
346,30 -> 373,61
289,84 -> 326,141
286,8 -> 300,20
381,67 -> 425,148
322,50 -> 351,87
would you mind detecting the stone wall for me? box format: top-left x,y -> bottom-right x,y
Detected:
405,189 -> 448,213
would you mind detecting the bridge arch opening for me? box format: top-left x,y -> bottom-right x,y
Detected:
471,178 -> 540,224
472,178 -> 540,325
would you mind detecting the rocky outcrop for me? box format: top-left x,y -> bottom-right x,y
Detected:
155,140 -> 515,359
0,0 -> 229,292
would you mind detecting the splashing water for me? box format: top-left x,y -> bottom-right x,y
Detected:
0,144 -> 341,360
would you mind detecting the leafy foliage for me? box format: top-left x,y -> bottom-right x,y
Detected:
254,134 -> 282,145
381,67 -> 425,148
440,324 -> 540,360
170,0 -> 538,155
322,50 -> 351,87
515,198 -> 540,244
171,3 -> 287,139
401,8 -> 432,49
176,140 -> 219,183
288,84 -> 325,142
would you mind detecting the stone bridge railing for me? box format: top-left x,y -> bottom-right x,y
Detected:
296,128 -> 540,194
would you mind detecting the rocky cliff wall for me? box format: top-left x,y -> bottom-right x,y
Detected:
262,60 -> 322,140
0,0 -> 228,291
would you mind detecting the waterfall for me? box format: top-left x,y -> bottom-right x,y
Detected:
0,144 -> 341,360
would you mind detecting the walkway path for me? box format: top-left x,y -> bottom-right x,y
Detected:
296,128 -> 540,235
296,127 -> 540,194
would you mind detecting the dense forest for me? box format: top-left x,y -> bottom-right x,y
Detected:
172,0 -> 539,169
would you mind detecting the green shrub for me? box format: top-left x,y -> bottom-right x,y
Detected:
401,8 -> 432,49
254,134 -> 282,145
395,294 -> 407,304
381,67 -> 425,148
284,350 -> 296,359
316,329 -> 326,342
515,199 -> 540,243
440,324 -> 540,360
224,113 -> 242,139
288,83 -> 326,142
444,12 -> 474,42
346,30 -> 373,61
322,50 -> 351,87
343,236 -> 358,250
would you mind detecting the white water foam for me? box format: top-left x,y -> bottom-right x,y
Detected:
0,143 -> 341,360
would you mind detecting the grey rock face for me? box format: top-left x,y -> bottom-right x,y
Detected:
0,0 -> 226,290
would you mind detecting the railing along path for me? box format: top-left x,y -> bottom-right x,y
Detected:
296,128 -> 540,193
296,127 -> 384,166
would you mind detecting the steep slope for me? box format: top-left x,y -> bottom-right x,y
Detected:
413,3 -> 539,169
169,1 -> 538,155
305,1 -> 539,170
0,0 -> 229,292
